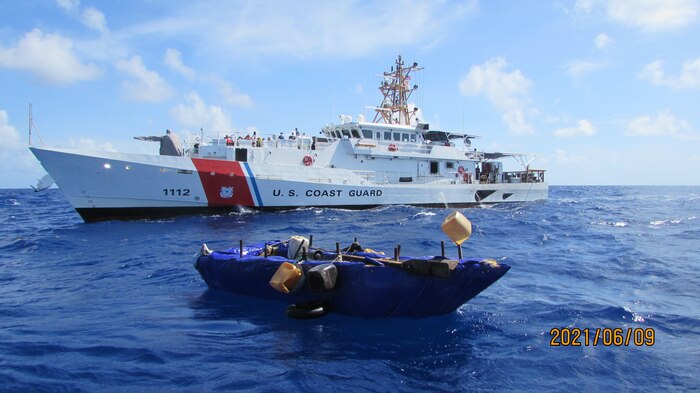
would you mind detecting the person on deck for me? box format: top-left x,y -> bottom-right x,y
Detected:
134,129 -> 183,156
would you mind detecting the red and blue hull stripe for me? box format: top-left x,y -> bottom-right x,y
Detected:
191,158 -> 262,207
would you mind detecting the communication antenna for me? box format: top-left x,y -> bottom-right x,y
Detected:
28,103 -> 32,146
28,103 -> 45,147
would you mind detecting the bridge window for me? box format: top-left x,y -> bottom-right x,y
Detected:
393,132 -> 400,141
362,129 -> 373,138
430,161 -> 439,174
402,133 -> 409,142
410,134 -> 416,142
351,129 -> 361,138
384,131 -> 391,140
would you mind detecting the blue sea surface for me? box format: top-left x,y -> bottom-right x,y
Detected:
1,186 -> 698,392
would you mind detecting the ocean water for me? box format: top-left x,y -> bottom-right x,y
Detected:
1,186 -> 698,392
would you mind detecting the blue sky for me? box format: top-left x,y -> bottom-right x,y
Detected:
1,0 -> 699,188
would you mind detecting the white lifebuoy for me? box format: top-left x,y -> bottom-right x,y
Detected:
303,155 -> 314,166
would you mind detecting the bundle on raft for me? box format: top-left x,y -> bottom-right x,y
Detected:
193,236 -> 510,319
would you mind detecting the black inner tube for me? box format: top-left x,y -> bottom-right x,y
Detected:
286,301 -> 328,319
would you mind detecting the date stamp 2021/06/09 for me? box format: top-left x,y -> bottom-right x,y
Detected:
549,327 -> 655,347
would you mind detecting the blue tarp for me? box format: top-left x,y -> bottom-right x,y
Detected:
194,242 -> 510,318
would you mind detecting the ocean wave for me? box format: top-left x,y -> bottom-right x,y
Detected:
3,198 -> 20,206
0,237 -> 39,253
596,221 -> 629,227
649,216 -> 697,226
411,211 -> 437,219
1,187 -> 698,391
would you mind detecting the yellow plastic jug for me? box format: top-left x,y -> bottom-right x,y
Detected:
270,262 -> 302,294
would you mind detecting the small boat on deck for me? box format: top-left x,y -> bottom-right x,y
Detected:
193,212 -> 510,318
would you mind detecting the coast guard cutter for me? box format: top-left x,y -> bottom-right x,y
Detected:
30,56 -> 547,222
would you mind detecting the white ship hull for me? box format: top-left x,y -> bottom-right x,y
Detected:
31,146 -> 548,222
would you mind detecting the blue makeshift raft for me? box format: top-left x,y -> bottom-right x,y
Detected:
194,240 -> 510,318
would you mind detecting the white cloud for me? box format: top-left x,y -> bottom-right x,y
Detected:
554,119 -> 597,137
164,48 -> 195,79
115,55 -> 173,102
81,7 -> 108,34
574,0 -> 595,13
163,49 -> 252,107
575,0 -> 699,32
211,77 -> 253,108
638,58 -> 700,89
606,0 -> 698,31
0,110 -> 44,185
594,33 -> 614,49
56,0 -> 109,33
170,91 -> 232,132
0,29 -> 101,85
55,0 -> 79,12
123,0 -> 477,58
459,57 -> 534,134
625,110 -> 698,140
566,60 -> 606,78
0,110 -> 21,151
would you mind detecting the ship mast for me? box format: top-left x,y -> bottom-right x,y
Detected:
373,55 -> 423,126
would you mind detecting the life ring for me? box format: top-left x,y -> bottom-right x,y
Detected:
286,301 -> 328,319
458,165 -> 465,174
303,155 -> 314,166
388,144 -> 398,152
